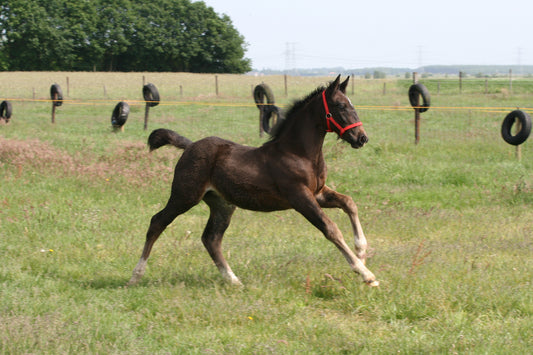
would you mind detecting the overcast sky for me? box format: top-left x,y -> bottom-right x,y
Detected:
201,0 -> 533,70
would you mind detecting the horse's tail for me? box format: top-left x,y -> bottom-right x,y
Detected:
148,128 -> 193,151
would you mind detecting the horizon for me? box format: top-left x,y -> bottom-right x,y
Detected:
249,64 -> 533,76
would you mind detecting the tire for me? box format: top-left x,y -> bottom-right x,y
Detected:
50,84 -> 63,107
253,83 -> 275,109
408,83 -> 430,113
262,105 -> 283,134
0,100 -> 12,121
111,101 -> 130,127
143,83 -> 160,107
501,110 -> 532,145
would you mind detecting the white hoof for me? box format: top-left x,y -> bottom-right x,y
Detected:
126,273 -> 142,286
230,278 -> 244,287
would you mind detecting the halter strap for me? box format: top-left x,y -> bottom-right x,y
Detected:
322,90 -> 362,137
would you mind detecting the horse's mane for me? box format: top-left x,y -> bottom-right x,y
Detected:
268,85 -> 326,141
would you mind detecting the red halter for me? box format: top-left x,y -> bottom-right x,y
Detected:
322,90 -> 362,137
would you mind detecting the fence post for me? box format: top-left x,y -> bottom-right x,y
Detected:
515,110 -> 522,161
66,76 -> 70,96
459,71 -> 463,94
51,93 -> 57,124
215,75 -> 219,97
284,74 -> 288,97
351,73 -> 355,95
485,78 -> 488,94
144,104 -> 149,131
413,72 -> 420,145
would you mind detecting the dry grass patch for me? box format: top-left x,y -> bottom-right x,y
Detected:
0,137 -> 178,187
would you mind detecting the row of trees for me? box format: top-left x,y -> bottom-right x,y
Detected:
0,0 -> 251,73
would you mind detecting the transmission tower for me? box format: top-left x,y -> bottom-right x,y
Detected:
284,42 -> 296,71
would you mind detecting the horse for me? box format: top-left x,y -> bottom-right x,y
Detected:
128,75 -> 379,287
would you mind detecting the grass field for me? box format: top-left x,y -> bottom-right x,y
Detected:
0,72 -> 532,354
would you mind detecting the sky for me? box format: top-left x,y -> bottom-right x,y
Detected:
201,0 -> 533,70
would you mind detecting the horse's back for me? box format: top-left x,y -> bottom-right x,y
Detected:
175,136 -> 290,211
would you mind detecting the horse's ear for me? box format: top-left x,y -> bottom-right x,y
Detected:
326,75 -> 341,95
339,77 -> 349,93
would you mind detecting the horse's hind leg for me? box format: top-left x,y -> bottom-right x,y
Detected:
127,197 -> 197,286
201,192 -> 240,285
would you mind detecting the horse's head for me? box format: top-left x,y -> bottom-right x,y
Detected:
323,75 -> 368,149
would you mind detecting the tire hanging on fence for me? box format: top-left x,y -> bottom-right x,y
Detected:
408,83 -> 430,113
50,84 -> 63,107
0,100 -> 12,122
143,83 -> 160,107
111,101 -> 130,128
253,83 -> 275,109
501,109 -> 532,145
253,83 -> 280,135
262,105 -> 283,134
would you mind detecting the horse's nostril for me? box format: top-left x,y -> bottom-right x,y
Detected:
360,135 -> 368,144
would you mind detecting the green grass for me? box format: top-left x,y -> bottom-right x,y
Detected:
0,72 -> 532,354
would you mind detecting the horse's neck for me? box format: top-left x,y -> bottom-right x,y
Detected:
276,104 -> 326,160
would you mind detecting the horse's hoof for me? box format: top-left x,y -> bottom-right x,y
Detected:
230,279 -> 244,287
126,275 -> 141,287
366,280 -> 380,287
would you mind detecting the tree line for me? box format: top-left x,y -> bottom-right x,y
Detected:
0,0 -> 251,73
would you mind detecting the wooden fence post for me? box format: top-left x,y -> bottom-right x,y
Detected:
144,104 -> 149,131
51,93 -> 57,124
413,72 -> 420,145
515,112 -> 522,161
215,75 -> 219,97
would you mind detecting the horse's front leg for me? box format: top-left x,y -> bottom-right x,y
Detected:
316,186 -> 369,264
289,187 -> 378,286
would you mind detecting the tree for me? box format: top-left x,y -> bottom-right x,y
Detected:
92,0 -> 137,71
0,0 -> 251,73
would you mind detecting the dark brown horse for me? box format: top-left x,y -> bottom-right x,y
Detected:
128,75 -> 379,287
